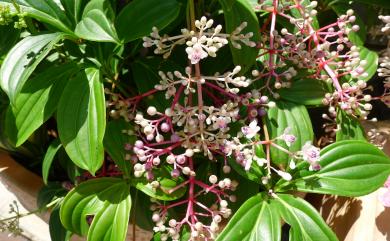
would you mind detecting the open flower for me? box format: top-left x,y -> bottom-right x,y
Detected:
241,120 -> 260,139
186,43 -> 208,64
301,142 -> 321,170
281,127 -> 297,147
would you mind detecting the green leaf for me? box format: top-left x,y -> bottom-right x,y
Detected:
37,182 -> 67,209
0,0 -> 73,33
216,194 -> 281,241
130,58 -> 171,110
58,68 -> 106,175
60,178 -> 131,241
131,167 -> 187,201
116,0 -> 181,43
4,63 -> 77,146
50,207 -> 72,241
60,0 -> 88,26
42,139 -> 62,185
278,79 -> 329,106
357,46 -> 378,82
276,141 -> 390,196
0,33 -> 66,104
0,25 -> 20,56
104,119 -> 135,178
335,109 -> 366,141
265,101 -> 314,166
75,9 -> 120,43
273,194 -> 338,241
219,0 -> 260,73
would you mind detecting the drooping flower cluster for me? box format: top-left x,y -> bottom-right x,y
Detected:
123,12 -> 325,241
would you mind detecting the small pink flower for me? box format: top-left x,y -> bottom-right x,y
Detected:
301,142 -> 320,163
241,120 -> 260,139
281,127 -> 296,147
186,43 -> 208,64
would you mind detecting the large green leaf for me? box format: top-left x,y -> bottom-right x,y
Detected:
216,194 -> 281,241
0,33 -> 66,104
104,119 -> 135,178
278,79 -> 329,106
0,0 -> 73,33
335,109 -> 366,141
60,178 -> 131,241
60,0 -> 88,26
276,141 -> 390,196
75,8 -> 119,43
265,101 -> 314,166
50,207 -> 72,241
42,139 -> 62,185
116,0 -> 181,43
273,194 -> 338,241
4,63 -> 77,146
57,68 -> 106,175
357,46 -> 378,82
219,0 -> 260,73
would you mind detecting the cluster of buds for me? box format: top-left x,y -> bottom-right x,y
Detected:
0,5 -> 12,25
143,16 -> 256,63
254,1 -> 368,105
0,5 -> 26,29
149,175 -> 237,240
378,15 -> 390,107
322,80 -> 373,119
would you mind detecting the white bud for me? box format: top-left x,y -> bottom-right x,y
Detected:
147,106 -> 157,116
209,175 -> 218,184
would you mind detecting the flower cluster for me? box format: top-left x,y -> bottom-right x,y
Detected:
143,16 -> 256,63
125,13 -> 324,240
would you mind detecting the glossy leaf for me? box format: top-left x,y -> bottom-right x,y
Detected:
278,79 -> 330,106
273,194 -> 338,241
116,0 -> 181,43
4,63 -> 77,146
335,110 -> 366,141
37,182 -> 67,209
131,167 -> 187,201
104,119 -> 135,178
60,178 -> 131,241
50,207 -> 72,241
0,0 -> 73,33
358,46 -> 378,82
75,9 -> 120,43
60,0 -> 88,26
0,33 -> 65,104
57,68 -> 106,175
42,139 -> 62,185
216,194 -> 281,241
219,0 -> 261,73
265,101 -> 314,166
276,141 -> 390,196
